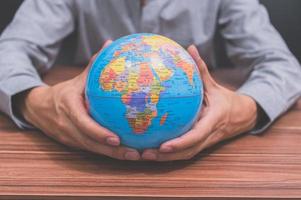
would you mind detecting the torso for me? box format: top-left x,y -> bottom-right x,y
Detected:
73,0 -> 221,67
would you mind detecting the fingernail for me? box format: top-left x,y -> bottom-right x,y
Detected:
160,145 -> 173,153
106,137 -> 119,146
142,152 -> 157,160
124,151 -> 140,161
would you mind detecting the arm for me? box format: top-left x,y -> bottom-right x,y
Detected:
0,0 -> 140,160
219,0 -> 301,132
0,0 -> 75,128
142,46 -> 258,161
141,0 -> 301,161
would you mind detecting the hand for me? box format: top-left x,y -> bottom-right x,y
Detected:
18,40 -> 140,161
141,45 -> 258,161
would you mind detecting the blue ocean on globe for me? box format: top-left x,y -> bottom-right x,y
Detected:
85,33 -> 203,149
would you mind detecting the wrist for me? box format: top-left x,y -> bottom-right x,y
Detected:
231,94 -> 258,133
19,86 -> 50,124
12,88 -> 33,124
241,94 -> 258,131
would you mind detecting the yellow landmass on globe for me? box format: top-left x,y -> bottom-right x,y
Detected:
127,69 -> 140,93
148,53 -> 174,81
142,35 -> 179,51
100,57 -> 126,91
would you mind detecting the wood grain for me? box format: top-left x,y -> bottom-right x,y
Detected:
0,65 -> 300,200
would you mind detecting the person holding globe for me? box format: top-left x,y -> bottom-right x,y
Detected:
0,0 -> 300,161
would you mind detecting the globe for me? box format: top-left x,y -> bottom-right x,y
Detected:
85,33 -> 203,150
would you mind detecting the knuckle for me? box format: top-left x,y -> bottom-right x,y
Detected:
217,130 -> 226,138
53,127 -> 74,146
80,123 -> 109,143
69,110 -> 85,128
72,113 -> 82,124
56,118 -> 67,130
110,148 -> 125,160
59,135 -> 74,147
55,87 -> 69,103
184,151 -> 197,160
172,144 -> 185,152
78,137 -> 92,150
80,141 -> 99,153
82,128 -> 104,143
59,91 -> 69,103
70,110 -> 89,129
58,93 -> 77,114
54,130 -> 74,147
92,146 -> 124,160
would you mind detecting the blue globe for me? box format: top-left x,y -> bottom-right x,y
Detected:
85,33 -> 203,150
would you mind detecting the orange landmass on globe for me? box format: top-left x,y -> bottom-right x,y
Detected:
137,62 -> 154,86
128,110 -> 154,134
174,55 -> 194,85
160,113 -> 168,126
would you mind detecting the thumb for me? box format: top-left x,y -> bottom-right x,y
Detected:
82,40 -> 113,76
187,45 -> 217,90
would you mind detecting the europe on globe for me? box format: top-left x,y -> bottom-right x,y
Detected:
85,33 -> 203,149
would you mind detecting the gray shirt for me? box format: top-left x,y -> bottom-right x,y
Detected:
0,0 -> 300,132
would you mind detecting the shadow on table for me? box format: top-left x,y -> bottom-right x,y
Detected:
29,127 -> 249,175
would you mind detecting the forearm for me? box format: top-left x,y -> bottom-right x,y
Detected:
237,55 -> 301,133
0,0 -> 76,128
11,86 -> 49,127
0,40 -> 47,128
229,94 -> 258,134
219,0 -> 301,132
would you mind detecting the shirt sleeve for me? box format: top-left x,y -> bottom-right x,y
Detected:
218,0 -> 301,133
0,0 -> 75,128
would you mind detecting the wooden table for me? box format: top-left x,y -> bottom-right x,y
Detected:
0,65 -> 301,200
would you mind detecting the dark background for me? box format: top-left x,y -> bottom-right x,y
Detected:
1,0 -> 300,64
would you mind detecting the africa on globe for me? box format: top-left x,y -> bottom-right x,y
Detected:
85,33 -> 203,149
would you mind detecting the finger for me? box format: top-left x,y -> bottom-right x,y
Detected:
187,45 -> 217,90
142,129 -> 224,161
155,130 -> 221,161
63,119 -> 140,160
82,40 -> 113,76
202,133 -> 221,150
142,145 -> 200,162
83,139 -> 140,161
159,113 -> 217,153
194,129 -> 225,153
37,117 -> 80,149
66,93 -> 121,147
76,40 -> 113,89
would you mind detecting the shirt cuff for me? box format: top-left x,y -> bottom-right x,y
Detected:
237,80 -> 288,134
0,74 -> 46,129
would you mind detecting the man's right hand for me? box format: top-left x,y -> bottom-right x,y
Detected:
16,41 -> 141,161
